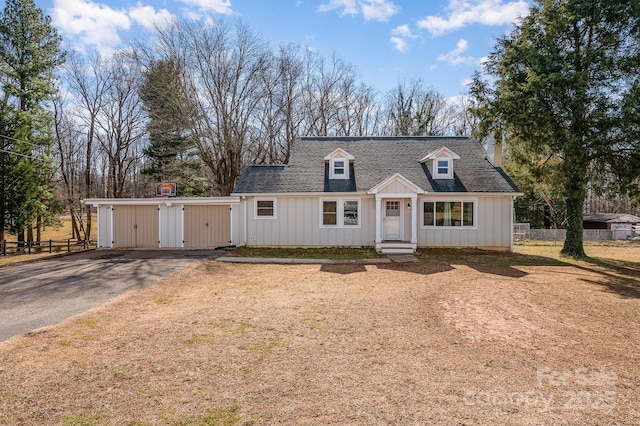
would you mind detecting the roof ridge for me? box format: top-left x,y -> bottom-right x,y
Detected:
299,136 -> 473,142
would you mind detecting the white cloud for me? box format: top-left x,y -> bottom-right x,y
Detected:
436,38 -> 479,66
318,0 -> 358,15
52,0 -> 130,53
391,24 -> 412,38
129,4 -> 175,30
178,0 -> 234,14
390,36 -> 408,52
319,0 -> 399,22
361,0 -> 399,21
390,24 -> 417,52
418,0 -> 530,36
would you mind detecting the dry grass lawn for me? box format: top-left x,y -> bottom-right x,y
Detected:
1,243 -> 639,425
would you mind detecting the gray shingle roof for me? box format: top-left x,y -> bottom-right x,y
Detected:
233,136 -> 520,194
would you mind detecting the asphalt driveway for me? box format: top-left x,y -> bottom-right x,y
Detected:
0,249 -> 220,342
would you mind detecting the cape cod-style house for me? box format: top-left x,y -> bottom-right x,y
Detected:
232,136 -> 521,253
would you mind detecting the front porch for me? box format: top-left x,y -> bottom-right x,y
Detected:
369,173 -> 424,254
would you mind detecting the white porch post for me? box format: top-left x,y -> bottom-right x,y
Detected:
411,196 -> 417,244
375,195 -> 382,245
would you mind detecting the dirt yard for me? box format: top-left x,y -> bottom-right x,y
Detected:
0,244 -> 639,425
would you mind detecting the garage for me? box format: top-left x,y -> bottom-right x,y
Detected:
83,197 -> 241,249
183,205 -> 231,248
113,205 -> 159,248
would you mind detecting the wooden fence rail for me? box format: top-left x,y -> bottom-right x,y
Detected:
0,240 -> 95,256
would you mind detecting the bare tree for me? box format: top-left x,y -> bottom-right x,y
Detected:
140,19 -> 271,195
53,95 -> 85,240
382,78 -> 453,136
63,52 -> 113,240
95,53 -> 147,197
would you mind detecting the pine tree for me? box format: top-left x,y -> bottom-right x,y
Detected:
0,0 -> 64,242
139,58 -> 208,196
471,0 -> 640,257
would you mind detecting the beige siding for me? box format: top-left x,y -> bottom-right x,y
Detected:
417,196 -> 512,249
113,206 -> 136,248
183,205 -> 231,248
135,206 -> 160,248
113,205 -> 159,248
246,196 -> 376,247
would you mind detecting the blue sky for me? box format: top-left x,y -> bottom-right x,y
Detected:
34,0 -> 533,97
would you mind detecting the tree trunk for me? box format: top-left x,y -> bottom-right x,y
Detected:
36,215 -> 42,243
561,172 -> 587,258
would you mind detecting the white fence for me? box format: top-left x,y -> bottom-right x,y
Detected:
514,223 -> 627,242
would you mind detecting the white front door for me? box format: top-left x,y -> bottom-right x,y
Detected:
383,200 -> 401,240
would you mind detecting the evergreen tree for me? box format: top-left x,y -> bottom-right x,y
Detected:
139,58 -> 208,196
471,0 -> 640,257
0,0 -> 64,242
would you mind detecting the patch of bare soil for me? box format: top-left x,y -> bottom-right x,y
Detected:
1,250 -> 639,425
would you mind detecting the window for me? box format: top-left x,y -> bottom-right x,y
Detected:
343,201 -> 358,226
323,201 -> 337,225
385,201 -> 400,217
433,158 -> 452,179
437,160 -> 449,175
423,201 -> 475,227
330,158 -> 349,179
322,199 -> 360,227
255,199 -> 276,219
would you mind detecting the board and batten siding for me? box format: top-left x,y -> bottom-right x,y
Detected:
183,205 -> 231,248
84,197 -> 240,249
112,205 -> 159,249
244,196 -> 376,247
417,195 -> 513,249
159,205 -> 183,248
96,205 -> 112,248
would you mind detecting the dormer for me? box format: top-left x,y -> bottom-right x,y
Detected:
420,147 -> 460,180
324,148 -> 354,180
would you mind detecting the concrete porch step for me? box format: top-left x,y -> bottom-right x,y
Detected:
378,241 -> 416,254
380,247 -> 415,254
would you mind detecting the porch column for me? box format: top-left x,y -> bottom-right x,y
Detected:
411,196 -> 417,244
375,195 -> 382,244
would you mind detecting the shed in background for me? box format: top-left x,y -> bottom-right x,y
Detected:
583,213 -> 640,240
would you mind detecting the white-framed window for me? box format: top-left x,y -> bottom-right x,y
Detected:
422,200 -> 476,228
255,198 -> 276,219
330,158 -> 349,179
433,158 -> 453,179
322,200 -> 337,225
321,199 -> 360,227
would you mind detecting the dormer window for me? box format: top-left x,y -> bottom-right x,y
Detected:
325,148 -> 354,180
333,160 -> 346,177
420,147 -> 460,180
434,158 -> 452,179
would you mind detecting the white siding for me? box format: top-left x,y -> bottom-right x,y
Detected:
231,204 -> 244,246
97,205 -> 112,248
417,196 -> 513,249
159,205 -> 183,248
246,196 -> 376,247
378,181 -> 410,195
